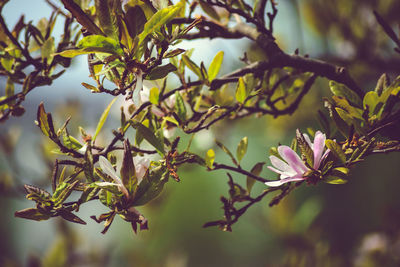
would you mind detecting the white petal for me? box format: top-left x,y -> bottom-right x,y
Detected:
133,157 -> 150,181
270,155 -> 295,174
132,70 -> 143,106
265,176 -> 306,187
99,156 -> 122,186
303,133 -> 313,149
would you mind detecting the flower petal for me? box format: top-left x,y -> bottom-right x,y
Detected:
303,133 -> 313,149
278,146 -> 308,174
269,156 -> 295,174
265,176 -> 306,187
133,157 -> 150,182
99,156 -> 122,185
312,131 -> 326,169
132,70 -> 143,106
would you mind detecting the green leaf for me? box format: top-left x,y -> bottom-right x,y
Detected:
138,1 -> 183,45
333,167 -> 350,175
149,87 -> 159,105
216,140 -> 238,166
14,208 -> 51,221
124,5 -> 147,38
1,56 -> 13,72
236,136 -> 248,163
164,48 -> 185,58
62,134 -> 83,150
205,149 -> 215,169
208,51 -> 224,82
246,162 -> 264,193
146,63 -> 177,80
182,54 -> 202,78
335,107 -> 356,126
120,139 -> 137,193
41,37 -> 55,64
84,144 -> 95,182
325,139 -> 346,164
198,0 -> 220,21
59,210 -> 86,225
363,91 -> 380,115
132,122 -> 165,155
77,35 -> 123,55
323,176 -> 348,184
332,96 -> 363,120
78,186 -> 100,203
53,180 -> 79,206
175,91 -> 187,121
329,81 -> 363,108
95,0 -> 120,40
99,188 -> 114,207
132,165 -> 168,206
93,97 -> 118,143
81,82 -> 100,92
36,102 -> 57,139
235,77 -> 246,103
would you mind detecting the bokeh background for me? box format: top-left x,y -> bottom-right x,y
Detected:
1,0 -> 400,266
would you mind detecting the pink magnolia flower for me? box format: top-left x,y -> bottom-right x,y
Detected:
265,131 -> 330,187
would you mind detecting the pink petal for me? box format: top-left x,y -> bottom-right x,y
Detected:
278,146 -> 308,174
270,155 -> 294,174
312,131 -> 326,169
265,176 -> 306,187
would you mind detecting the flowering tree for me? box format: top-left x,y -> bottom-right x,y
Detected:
1,0 -> 399,238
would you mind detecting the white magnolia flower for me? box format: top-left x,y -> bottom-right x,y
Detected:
98,156 -> 150,197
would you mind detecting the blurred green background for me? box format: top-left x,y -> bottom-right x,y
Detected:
1,0 -> 400,266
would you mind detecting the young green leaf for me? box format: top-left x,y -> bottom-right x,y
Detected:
124,5 -> 147,39
236,136 -> 248,163
132,122 -> 165,155
77,35 -> 123,55
235,77 -> 247,103
120,139 -> 137,193
205,149 -> 215,169
182,54 -> 202,78
329,81 -> 363,108
92,97 -> 118,143
198,0 -> 220,21
41,37 -> 55,64
132,165 -> 168,206
246,162 -> 264,193
323,176 -> 348,184
14,208 -> 51,221
325,139 -> 346,164
95,0 -> 119,40
208,51 -> 224,82
36,102 -> 56,139
175,91 -> 187,121
138,1 -> 183,45
149,87 -> 159,105
146,63 -> 177,80
363,91 -> 380,115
